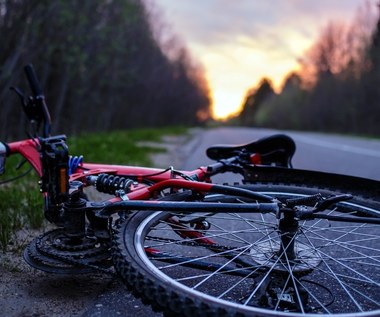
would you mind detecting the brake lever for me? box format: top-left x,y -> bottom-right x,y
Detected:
291,194 -> 353,220
11,86 -> 43,137
314,194 -> 353,212
10,86 -> 27,106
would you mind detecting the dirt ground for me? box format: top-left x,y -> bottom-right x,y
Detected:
0,132 -> 197,317
0,232 -> 115,317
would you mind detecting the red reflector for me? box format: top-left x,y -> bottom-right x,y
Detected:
250,153 -> 261,165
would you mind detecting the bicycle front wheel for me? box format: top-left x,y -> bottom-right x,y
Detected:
113,175 -> 380,317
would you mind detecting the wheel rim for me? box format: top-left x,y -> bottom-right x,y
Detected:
133,191 -> 380,316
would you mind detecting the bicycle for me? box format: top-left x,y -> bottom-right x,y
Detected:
1,64 -> 379,317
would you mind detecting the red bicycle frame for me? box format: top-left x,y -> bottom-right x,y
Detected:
6,137 -> 222,203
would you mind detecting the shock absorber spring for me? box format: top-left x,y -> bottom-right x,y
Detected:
89,173 -> 134,195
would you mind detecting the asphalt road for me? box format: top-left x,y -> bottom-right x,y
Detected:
81,127 -> 380,316
181,127 -> 380,181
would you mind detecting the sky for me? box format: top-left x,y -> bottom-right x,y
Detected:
150,0 -> 378,119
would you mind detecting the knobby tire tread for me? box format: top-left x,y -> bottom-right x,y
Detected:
112,224 -> 237,317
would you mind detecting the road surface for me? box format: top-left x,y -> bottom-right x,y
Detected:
181,127 -> 380,181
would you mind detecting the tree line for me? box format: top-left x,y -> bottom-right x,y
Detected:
0,0 -> 211,140
237,2 -> 380,136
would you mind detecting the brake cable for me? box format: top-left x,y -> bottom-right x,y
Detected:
0,166 -> 33,185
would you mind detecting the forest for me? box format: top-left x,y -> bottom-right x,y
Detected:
3,1 -> 379,140
238,3 -> 380,136
0,0 -> 211,139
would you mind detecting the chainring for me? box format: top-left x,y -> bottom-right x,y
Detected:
23,228 -> 113,274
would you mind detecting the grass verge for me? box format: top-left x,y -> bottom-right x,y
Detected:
0,127 -> 186,251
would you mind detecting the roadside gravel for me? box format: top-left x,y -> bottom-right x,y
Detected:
0,228 -> 115,317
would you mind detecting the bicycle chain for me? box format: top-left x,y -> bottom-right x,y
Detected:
36,232 -> 114,275
24,229 -> 115,275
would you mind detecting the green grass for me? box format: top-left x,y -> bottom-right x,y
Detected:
67,127 -> 186,165
0,127 -> 187,251
0,159 -> 44,252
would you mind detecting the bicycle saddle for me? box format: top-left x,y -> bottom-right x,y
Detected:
206,134 -> 296,167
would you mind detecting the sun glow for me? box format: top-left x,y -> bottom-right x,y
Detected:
192,32 -> 312,120
201,47 -> 304,119
211,90 -> 245,120
153,0 -> 373,120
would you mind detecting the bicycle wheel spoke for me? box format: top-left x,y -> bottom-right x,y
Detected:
146,225 -> 275,248
116,184 -> 380,316
192,244 -> 253,290
301,226 -> 380,265
300,228 -> 379,284
273,274 -> 293,311
278,235 -> 307,313
177,263 -> 262,282
156,244 -> 252,270
148,250 -> 262,278
301,230 -> 370,311
216,263 -> 271,299
313,266 -> 380,306
339,258 -> 380,268
303,225 -> 380,237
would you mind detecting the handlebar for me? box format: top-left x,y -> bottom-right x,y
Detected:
206,156 -> 240,175
23,64 -> 52,138
24,64 -> 44,97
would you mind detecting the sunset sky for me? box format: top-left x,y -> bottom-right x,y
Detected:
151,0 -> 378,119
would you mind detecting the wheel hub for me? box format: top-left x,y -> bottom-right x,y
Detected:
249,241 -> 322,272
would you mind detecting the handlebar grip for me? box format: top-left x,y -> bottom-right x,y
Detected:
206,157 -> 238,175
24,64 -> 43,97
207,161 -> 225,174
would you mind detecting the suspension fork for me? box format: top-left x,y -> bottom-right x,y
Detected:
5,137 -> 69,226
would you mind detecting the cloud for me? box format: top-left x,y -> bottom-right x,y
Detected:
150,0 -> 379,118
155,0 -> 377,47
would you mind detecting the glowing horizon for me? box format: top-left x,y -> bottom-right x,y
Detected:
200,39 -> 304,119
152,0 -> 378,119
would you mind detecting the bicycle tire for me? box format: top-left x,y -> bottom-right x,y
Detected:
113,170 -> 380,317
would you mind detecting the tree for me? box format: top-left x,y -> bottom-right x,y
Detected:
0,0 -> 211,139
360,3 -> 380,134
239,78 -> 275,126
240,1 -> 380,136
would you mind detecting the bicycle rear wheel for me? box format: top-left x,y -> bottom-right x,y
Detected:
113,172 -> 380,317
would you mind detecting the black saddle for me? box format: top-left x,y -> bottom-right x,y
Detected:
206,134 -> 296,167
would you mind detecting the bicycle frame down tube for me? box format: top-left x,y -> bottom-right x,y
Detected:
101,178 -> 279,214
102,200 -> 279,215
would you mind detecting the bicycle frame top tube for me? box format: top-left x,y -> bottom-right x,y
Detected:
4,138 -> 212,189
75,162 -> 209,183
